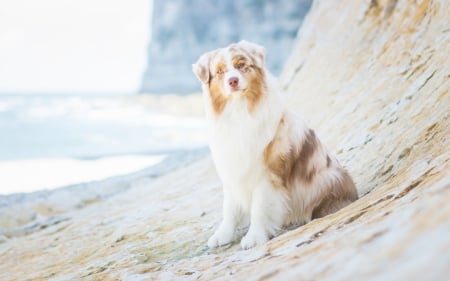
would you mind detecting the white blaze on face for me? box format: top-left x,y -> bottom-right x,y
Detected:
222,48 -> 248,96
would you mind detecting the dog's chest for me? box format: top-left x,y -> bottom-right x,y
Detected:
208,99 -> 275,179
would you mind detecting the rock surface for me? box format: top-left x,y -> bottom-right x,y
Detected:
139,0 -> 312,94
1,0 -> 449,280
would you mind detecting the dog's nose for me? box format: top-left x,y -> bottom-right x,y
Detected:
228,77 -> 239,88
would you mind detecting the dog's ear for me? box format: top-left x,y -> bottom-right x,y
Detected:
239,40 -> 266,66
192,52 -> 212,85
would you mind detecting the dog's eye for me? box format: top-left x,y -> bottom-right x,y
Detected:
216,68 -> 224,75
237,62 -> 245,69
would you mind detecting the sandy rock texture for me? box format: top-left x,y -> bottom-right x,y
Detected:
1,0 -> 449,280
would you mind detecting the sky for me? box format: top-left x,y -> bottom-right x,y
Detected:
0,0 -> 151,94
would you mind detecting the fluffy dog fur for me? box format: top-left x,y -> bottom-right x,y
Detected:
193,40 -> 358,250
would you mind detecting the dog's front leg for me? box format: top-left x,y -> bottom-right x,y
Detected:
208,188 -> 240,248
240,180 -> 287,250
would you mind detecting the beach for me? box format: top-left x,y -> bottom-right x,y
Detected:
0,93 -> 206,195
0,155 -> 166,194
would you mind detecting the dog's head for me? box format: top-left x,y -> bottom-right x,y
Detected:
192,40 -> 267,115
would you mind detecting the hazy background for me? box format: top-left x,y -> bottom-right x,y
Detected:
0,0 -> 311,194
0,0 -> 150,94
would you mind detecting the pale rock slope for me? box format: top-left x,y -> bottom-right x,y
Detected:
0,0 -> 449,280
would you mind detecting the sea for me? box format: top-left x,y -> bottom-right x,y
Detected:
0,94 -> 208,194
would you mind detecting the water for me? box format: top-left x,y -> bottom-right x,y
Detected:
0,94 -> 208,193
0,94 -> 207,160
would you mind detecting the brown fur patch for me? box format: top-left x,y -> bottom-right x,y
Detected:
229,46 -> 266,113
209,73 -> 229,116
192,52 -> 211,84
264,116 -> 289,188
196,65 -> 209,84
326,155 -> 331,168
264,125 -> 320,189
299,130 -> 318,162
229,44 -> 252,62
231,55 -> 247,67
311,168 -> 358,219
292,129 -> 319,183
242,66 -> 266,113
230,41 -> 265,66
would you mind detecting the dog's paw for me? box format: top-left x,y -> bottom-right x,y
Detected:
207,228 -> 234,248
240,230 -> 269,250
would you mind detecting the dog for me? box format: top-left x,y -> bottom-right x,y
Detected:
192,40 -> 358,250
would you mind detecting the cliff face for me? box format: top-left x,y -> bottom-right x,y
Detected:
139,0 -> 312,94
1,0 -> 449,280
